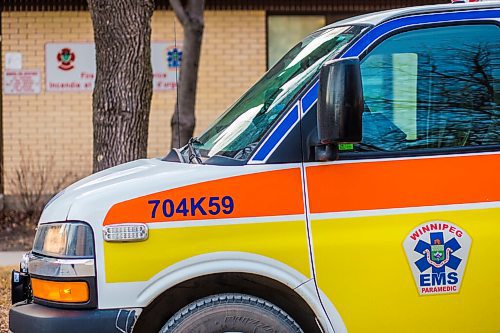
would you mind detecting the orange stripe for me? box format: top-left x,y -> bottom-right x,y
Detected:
307,153 -> 500,214
104,168 -> 304,225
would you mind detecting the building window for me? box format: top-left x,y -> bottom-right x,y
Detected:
267,15 -> 326,68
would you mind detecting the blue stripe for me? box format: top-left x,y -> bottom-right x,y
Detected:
343,9 -> 500,57
250,8 -> 499,163
301,81 -> 319,114
252,105 -> 299,161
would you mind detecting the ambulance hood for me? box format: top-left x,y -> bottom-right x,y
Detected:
39,158 -> 247,226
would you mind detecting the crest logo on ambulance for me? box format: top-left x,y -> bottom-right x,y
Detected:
403,221 -> 471,296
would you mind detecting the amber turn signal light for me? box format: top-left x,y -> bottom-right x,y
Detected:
31,278 -> 89,303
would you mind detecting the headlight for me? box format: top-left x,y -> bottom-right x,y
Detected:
30,222 -> 96,308
33,222 -> 94,258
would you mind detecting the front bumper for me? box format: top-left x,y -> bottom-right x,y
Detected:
9,303 -> 139,333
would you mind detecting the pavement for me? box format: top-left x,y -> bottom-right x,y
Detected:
0,252 -> 25,267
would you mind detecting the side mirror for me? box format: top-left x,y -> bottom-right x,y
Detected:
316,57 -> 364,161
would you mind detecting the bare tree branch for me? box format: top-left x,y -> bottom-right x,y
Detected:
169,0 -> 189,26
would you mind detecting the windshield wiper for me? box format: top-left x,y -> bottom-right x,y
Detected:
187,137 -> 203,164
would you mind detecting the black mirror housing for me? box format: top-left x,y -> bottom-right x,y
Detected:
316,57 -> 363,160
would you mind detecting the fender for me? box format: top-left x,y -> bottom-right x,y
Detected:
99,252 -> 345,333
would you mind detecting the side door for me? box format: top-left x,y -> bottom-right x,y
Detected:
306,22 -> 500,333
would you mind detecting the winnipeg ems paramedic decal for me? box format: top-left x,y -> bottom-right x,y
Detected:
403,221 -> 471,296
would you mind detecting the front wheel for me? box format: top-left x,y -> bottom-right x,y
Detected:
160,293 -> 304,333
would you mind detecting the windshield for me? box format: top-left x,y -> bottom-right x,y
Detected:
192,25 -> 365,160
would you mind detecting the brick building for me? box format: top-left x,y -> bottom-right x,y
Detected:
0,0 -> 442,198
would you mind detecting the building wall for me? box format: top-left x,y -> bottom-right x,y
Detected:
1,10 -> 266,194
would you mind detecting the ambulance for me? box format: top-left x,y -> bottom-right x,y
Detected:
9,1 -> 500,332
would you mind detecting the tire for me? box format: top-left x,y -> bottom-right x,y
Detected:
159,293 -> 304,333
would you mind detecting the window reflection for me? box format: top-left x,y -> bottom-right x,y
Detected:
356,24 -> 499,152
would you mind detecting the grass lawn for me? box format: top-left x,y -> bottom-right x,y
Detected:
0,266 -> 15,333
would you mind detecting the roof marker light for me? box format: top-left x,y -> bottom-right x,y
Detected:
103,224 -> 149,242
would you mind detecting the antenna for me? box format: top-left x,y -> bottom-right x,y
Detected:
173,15 -> 181,149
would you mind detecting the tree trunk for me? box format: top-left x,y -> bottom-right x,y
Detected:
88,0 -> 154,172
170,0 -> 205,148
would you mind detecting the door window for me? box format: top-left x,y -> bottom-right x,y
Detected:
353,24 -> 500,153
